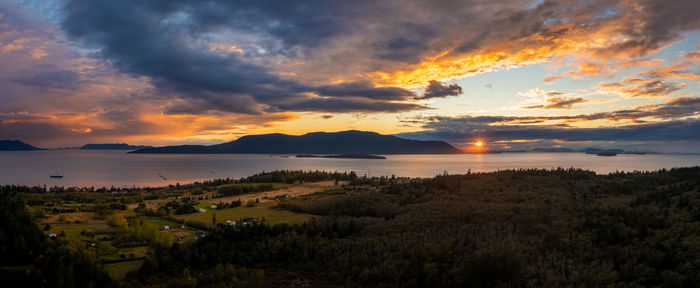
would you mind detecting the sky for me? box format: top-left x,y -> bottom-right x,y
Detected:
0,0 -> 699,152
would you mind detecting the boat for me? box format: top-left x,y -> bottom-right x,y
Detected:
50,173 -> 63,178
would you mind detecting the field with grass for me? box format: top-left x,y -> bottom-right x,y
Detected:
176,204 -> 314,226
46,222 -> 110,239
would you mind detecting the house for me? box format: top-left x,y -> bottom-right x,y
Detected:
84,240 -> 98,249
199,208 -> 207,213
160,225 -> 170,230
210,204 -> 217,209
48,233 -> 57,239
226,220 -> 236,226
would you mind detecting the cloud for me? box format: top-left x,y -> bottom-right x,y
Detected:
398,97 -> 700,152
415,80 -> 463,100
403,97 -> 700,132
641,63 -> 700,81
276,98 -> 429,113
315,81 -> 416,100
58,0 -> 425,114
524,97 -> 587,109
518,88 -> 587,109
0,111 -> 49,123
564,62 -> 614,79
400,119 -> 700,144
374,0 -> 700,87
3,0 -> 700,147
543,75 -> 562,83
597,79 -> 684,98
12,70 -> 81,88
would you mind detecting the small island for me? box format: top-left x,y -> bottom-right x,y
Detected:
80,143 -> 153,150
295,154 -> 386,159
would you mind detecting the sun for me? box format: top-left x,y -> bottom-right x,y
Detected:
474,140 -> 484,147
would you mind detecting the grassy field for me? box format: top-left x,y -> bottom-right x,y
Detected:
216,182 -> 291,190
104,260 -> 143,280
176,205 -> 313,226
45,221 -> 153,263
46,222 -> 111,239
142,217 -> 180,228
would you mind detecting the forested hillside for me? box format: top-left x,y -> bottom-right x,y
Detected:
129,168 -> 700,287
2,168 -> 699,287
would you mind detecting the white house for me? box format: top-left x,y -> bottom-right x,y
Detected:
199,208 -> 207,213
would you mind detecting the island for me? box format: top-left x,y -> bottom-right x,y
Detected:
130,130 -> 463,154
584,148 -> 650,156
0,140 -> 41,150
80,143 -> 153,150
295,154 -> 386,159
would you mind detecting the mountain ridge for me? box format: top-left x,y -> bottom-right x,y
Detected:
130,130 -> 463,154
0,140 -> 41,151
80,143 -> 153,150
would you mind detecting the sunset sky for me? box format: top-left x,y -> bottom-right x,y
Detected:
1,0 -> 699,152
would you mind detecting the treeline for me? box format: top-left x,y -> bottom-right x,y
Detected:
125,167 -> 700,287
0,192 -> 114,287
217,183 -> 275,196
0,184 -> 161,194
276,191 -> 401,219
240,170 -> 358,184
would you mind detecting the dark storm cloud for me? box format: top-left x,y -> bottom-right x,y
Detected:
416,81 -> 463,100
276,98 -> 429,113
55,0 -> 700,115
315,81 -> 416,100
58,0 -> 420,114
12,70 -> 81,88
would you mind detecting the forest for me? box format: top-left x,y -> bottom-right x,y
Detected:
1,167 -> 699,287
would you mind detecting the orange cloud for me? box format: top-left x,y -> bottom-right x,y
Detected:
597,80 -> 685,98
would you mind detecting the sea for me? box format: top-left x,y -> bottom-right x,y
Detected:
1,150 -> 699,188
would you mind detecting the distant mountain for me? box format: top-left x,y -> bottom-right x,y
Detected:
582,148 -> 624,154
130,130 -> 463,154
533,147 -> 574,153
80,143 -> 153,150
583,147 -> 650,155
0,140 -> 41,151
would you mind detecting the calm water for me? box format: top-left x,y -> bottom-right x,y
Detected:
1,150 -> 698,187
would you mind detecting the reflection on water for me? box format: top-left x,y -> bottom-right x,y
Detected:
1,150 -> 698,187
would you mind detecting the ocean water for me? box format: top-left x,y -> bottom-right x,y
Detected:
1,150 -> 698,187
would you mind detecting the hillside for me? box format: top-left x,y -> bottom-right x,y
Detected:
0,140 -> 41,151
130,130 -> 462,154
